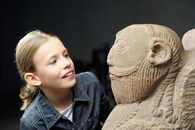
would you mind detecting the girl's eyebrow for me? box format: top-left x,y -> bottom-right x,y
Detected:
47,54 -> 57,62
47,48 -> 68,60
63,48 -> 68,53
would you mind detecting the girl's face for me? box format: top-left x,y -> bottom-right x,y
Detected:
33,37 -> 76,92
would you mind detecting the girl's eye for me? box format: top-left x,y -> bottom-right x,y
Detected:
50,59 -> 57,64
64,53 -> 69,57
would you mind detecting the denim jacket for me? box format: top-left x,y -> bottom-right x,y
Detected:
19,72 -> 116,130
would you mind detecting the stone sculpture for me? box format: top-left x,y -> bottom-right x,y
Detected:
102,24 -> 195,130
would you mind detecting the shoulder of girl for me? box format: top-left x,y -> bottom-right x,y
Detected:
76,71 -> 99,83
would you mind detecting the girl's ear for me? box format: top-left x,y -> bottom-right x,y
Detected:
147,38 -> 171,66
24,73 -> 41,86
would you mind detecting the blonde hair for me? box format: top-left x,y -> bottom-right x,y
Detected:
15,30 -> 56,110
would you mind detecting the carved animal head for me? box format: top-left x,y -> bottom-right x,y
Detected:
107,24 -> 183,104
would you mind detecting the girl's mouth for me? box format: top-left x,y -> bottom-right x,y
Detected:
62,71 -> 73,78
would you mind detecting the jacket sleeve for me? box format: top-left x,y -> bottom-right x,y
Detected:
82,71 -> 116,122
19,119 -> 31,130
100,83 -> 116,122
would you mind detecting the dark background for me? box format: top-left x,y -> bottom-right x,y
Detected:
1,0 -> 195,129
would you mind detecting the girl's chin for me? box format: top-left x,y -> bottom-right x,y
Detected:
64,78 -> 76,88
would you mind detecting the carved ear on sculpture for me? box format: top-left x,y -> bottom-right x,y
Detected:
147,38 -> 171,66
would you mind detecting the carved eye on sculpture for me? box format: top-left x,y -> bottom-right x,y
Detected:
114,39 -> 127,52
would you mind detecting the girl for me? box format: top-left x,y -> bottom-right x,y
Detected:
15,30 -> 116,130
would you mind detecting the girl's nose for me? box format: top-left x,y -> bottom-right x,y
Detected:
61,57 -> 71,69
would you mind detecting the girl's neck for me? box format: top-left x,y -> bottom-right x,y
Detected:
43,88 -> 73,112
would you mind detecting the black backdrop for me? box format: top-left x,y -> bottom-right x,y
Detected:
1,0 -> 195,129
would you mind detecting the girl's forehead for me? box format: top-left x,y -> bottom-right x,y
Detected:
34,37 -> 67,60
44,37 -> 67,50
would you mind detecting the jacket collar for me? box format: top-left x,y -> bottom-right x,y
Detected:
73,80 -> 89,102
37,78 -> 89,129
